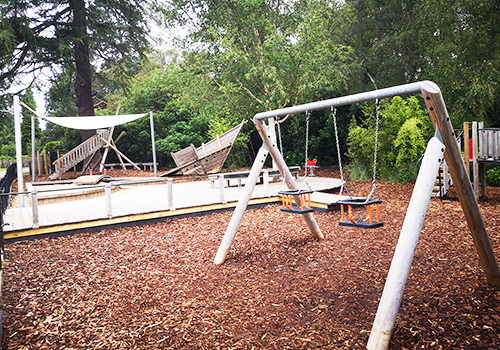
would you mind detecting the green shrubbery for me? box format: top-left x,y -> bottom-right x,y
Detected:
346,96 -> 433,183
486,166 -> 500,186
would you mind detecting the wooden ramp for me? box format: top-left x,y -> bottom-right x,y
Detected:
161,121 -> 246,176
3,177 -> 343,241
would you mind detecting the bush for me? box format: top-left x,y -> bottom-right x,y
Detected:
346,96 -> 433,182
486,166 -> 500,186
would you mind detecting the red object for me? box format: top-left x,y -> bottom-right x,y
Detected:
104,169 -> 107,175
90,169 -> 93,176
306,159 -> 317,166
469,139 -> 473,160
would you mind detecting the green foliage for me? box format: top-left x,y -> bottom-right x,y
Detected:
20,87 -> 43,155
107,65 -> 210,165
0,143 -> 15,158
158,0 -> 353,119
0,93 -> 13,154
0,0 -> 151,91
347,96 -> 433,182
486,166 -> 500,187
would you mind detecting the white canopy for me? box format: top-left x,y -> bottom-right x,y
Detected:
43,113 -> 148,130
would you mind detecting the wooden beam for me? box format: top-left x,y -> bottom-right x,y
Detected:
463,122 -> 470,177
4,197 -> 281,241
421,81 -> 500,286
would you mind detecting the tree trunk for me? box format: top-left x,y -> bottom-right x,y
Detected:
69,0 -> 101,169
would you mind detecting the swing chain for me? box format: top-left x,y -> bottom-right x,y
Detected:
331,106 -> 351,199
367,99 -> 381,201
276,117 -> 284,157
304,110 -> 310,177
276,117 -> 287,191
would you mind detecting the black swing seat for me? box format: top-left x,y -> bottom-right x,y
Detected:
337,198 -> 383,229
278,189 -> 314,214
336,198 -> 382,206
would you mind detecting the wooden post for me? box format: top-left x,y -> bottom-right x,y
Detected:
219,174 -> 226,204
37,151 -> 41,176
421,81 -> 500,286
214,145 -> 269,264
479,163 -> 486,197
254,118 -> 323,240
443,159 -> 449,195
472,122 -> 479,199
263,169 -> 270,197
368,137 -> 445,350
105,184 -> 112,218
167,178 -> 174,210
31,189 -> 39,229
463,122 -> 470,177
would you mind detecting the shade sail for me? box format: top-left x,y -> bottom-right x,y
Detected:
43,113 -> 148,130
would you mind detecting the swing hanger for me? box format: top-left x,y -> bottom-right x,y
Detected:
332,102 -> 384,228
276,111 -> 316,214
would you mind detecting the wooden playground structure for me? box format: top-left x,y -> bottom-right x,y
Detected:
4,82 -> 499,349
213,81 -> 500,350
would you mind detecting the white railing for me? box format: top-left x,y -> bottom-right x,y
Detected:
51,130 -> 109,178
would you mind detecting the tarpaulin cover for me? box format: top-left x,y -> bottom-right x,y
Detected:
43,113 -> 148,130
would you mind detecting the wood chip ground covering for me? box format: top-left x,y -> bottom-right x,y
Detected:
2,169 -> 500,349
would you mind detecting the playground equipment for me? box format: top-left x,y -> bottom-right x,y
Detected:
161,121 -> 246,176
18,102 -> 153,179
213,81 -> 500,350
332,101 -> 384,228
275,111 -> 317,214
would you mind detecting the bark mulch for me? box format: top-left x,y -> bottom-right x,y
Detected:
2,168 -> 499,349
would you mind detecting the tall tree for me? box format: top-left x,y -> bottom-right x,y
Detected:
0,0 -> 152,138
159,0 -> 353,118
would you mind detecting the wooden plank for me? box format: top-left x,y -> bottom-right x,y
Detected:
4,196 -> 281,240
421,82 -> 500,286
3,176 -> 342,238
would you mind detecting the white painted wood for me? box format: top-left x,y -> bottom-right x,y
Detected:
31,189 -> 39,228
149,111 -> 158,177
254,118 -> 323,240
263,169 -> 270,197
219,174 -> 226,204
105,184 -> 112,218
213,146 -> 269,265
494,130 -> 498,160
367,137 -> 445,350
472,122 -> 479,199
167,178 -> 174,210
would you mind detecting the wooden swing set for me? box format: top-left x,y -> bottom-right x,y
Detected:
213,81 -> 500,350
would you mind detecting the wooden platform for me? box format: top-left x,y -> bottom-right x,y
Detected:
3,176 -> 345,241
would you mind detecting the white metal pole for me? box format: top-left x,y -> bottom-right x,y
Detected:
149,111 -> 158,177
31,114 -> 36,182
214,144 -> 269,264
367,136 -> 445,350
13,96 -> 24,207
